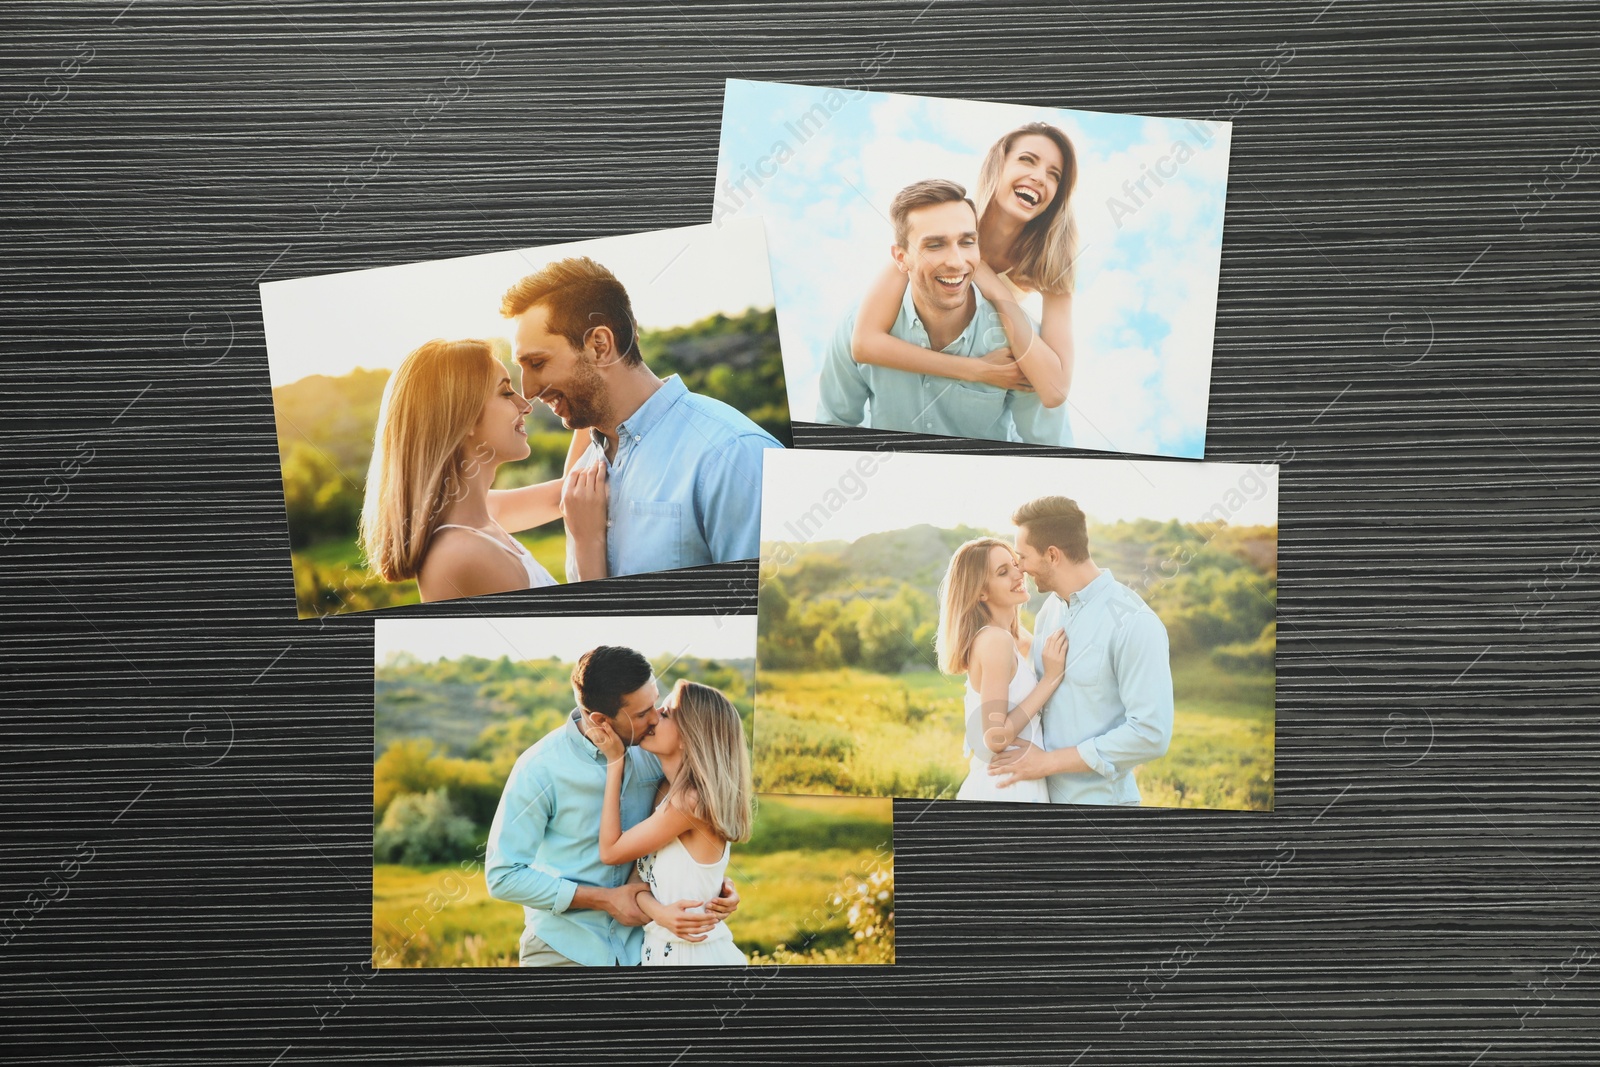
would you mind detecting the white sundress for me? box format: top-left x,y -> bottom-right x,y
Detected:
955,637 -> 1051,804
637,827 -> 747,967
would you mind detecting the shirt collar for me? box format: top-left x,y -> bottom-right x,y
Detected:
1067,568 -> 1115,607
599,374 -> 687,447
566,708 -> 608,764
902,282 -> 992,342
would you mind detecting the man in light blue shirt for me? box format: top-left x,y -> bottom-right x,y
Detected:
991,496 -> 1175,805
502,256 -> 783,582
485,645 -> 738,965
816,179 -> 1030,441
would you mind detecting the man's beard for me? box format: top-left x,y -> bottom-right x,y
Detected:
553,357 -> 610,430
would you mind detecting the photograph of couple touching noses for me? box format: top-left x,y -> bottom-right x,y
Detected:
755,449 -> 1276,813
261,219 -> 789,619
362,257 -> 784,603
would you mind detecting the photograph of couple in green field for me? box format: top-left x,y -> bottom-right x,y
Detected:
756,449 -> 1277,812
372,616 -> 892,969
262,219 -> 790,620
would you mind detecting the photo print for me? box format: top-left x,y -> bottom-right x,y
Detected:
261,219 -> 791,619
715,79 -> 1231,458
755,449 -> 1277,811
372,614 -> 893,970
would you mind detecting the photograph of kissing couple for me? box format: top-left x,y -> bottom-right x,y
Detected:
261,220 -> 790,618
373,616 -> 893,969
716,79 -> 1229,459
756,449 -> 1276,812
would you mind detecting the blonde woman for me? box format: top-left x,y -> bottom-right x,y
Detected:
852,122 -> 1079,446
936,537 -> 1068,803
591,680 -> 753,966
359,338 -> 608,602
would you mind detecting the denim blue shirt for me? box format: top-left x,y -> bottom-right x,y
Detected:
565,375 -> 782,580
484,713 -> 664,965
1029,570 -> 1174,805
816,285 -> 1021,442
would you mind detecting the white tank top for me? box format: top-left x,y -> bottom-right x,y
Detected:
637,825 -> 735,948
432,524 -> 556,589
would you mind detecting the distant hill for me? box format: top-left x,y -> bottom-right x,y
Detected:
759,517 -> 1278,670
841,524 -> 994,589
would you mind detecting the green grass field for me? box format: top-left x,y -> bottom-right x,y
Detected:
372,794 -> 893,967
755,656 -> 1273,811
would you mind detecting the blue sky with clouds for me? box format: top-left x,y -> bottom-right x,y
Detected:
715,79 -> 1230,459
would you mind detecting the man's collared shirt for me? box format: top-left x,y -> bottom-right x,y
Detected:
484,713 -> 664,966
1029,569 -> 1175,806
565,374 -> 782,581
816,284 -> 1019,441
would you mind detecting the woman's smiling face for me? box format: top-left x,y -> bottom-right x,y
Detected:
997,133 -> 1064,222
982,543 -> 1030,610
467,371 -> 533,464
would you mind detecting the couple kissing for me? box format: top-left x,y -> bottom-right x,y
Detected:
485,646 -> 753,967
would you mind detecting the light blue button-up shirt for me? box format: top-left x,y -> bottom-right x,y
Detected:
1029,570 -> 1174,805
484,713 -> 663,966
565,375 -> 782,581
816,284 -> 1021,442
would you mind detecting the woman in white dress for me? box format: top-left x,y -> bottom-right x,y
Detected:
850,122 -> 1079,446
935,537 -> 1068,803
592,680 -> 753,966
359,338 -> 609,601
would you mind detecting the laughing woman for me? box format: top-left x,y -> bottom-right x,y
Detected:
851,122 -> 1080,446
359,337 -> 609,602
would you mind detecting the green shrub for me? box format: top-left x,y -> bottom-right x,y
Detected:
374,789 -> 477,866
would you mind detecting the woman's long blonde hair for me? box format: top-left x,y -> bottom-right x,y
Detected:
359,338 -> 502,581
973,121 -> 1080,295
936,537 -> 1020,676
666,680 -> 754,845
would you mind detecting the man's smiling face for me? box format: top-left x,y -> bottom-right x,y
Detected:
892,198 -> 981,316
512,302 -> 611,430
1013,524 -> 1056,590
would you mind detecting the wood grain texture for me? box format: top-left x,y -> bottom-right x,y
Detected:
3,0 -> 1598,1063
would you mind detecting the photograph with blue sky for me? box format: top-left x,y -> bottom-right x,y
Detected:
716,79 -> 1230,459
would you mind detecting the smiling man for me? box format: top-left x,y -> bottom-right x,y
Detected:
816,179 -> 1022,439
501,257 -> 782,581
991,495 -> 1175,806
485,645 -> 738,965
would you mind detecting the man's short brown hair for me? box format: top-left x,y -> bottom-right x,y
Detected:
1013,495 -> 1090,562
571,645 -> 654,718
889,179 -> 977,249
500,256 -> 642,366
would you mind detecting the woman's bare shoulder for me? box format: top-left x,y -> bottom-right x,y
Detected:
972,625 -> 1019,657
417,530 -> 522,601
